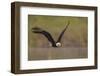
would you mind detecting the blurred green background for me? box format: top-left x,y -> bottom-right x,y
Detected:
28,15 -> 88,48
28,15 -> 88,60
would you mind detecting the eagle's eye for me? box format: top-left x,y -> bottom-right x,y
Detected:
56,42 -> 61,47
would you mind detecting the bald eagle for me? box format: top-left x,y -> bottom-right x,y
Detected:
32,21 -> 70,47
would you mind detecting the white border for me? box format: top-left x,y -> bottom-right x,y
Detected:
20,6 -> 95,70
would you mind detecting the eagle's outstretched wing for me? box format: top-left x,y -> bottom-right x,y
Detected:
32,27 -> 56,47
56,21 -> 70,43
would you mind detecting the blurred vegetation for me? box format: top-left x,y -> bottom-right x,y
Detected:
28,15 -> 88,48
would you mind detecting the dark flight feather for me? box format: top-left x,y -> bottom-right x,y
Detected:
56,21 -> 70,42
32,27 -> 56,47
32,21 -> 70,47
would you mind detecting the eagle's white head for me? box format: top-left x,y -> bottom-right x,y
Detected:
56,42 -> 61,47
49,42 -> 61,47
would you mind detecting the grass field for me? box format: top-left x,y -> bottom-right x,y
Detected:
28,15 -> 88,60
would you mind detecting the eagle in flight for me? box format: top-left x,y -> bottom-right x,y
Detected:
32,21 -> 70,47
